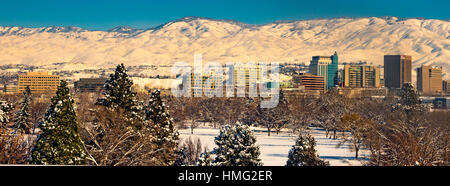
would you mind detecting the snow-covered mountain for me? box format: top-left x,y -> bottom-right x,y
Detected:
0,16 -> 449,78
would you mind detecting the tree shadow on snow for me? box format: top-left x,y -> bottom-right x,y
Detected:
259,143 -> 291,147
266,153 -> 288,158
320,156 -> 369,161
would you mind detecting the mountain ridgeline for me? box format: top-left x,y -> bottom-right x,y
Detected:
0,16 -> 449,78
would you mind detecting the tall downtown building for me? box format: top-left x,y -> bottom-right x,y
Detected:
187,63 -> 261,97
309,52 -> 339,90
416,65 -> 443,95
190,71 -> 224,97
343,65 -> 381,88
384,55 -> 412,89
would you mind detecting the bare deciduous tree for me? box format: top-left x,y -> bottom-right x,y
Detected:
313,90 -> 354,139
184,98 -> 202,134
178,136 -> 203,166
338,113 -> 374,159
369,120 -> 448,166
79,106 -> 161,166
286,96 -> 315,133
0,128 -> 31,164
30,101 -> 48,135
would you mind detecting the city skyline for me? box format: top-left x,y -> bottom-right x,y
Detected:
0,0 -> 448,177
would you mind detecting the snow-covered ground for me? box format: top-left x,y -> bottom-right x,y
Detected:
179,125 -> 369,166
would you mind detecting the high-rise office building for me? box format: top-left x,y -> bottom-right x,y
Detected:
228,63 -> 262,97
186,64 -> 261,97
232,64 -> 260,90
416,65 -> 443,95
190,71 -> 224,97
384,55 -> 412,89
309,52 -> 338,90
343,65 -> 381,88
18,72 -> 60,94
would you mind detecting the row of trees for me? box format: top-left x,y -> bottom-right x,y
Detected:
0,64 -> 180,165
0,87 -> 48,135
166,82 -> 448,166
167,90 -> 292,136
1,63 -> 325,166
309,83 -> 449,165
1,62 -> 448,166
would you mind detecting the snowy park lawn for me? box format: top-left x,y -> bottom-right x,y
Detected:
178,125 -> 369,166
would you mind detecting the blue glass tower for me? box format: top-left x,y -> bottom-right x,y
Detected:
328,51 -> 339,89
309,51 -> 339,90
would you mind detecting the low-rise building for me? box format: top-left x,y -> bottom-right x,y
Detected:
3,84 -> 18,94
74,78 -> 107,93
292,73 -> 325,92
443,80 -> 450,96
338,87 -> 387,98
433,97 -> 450,109
18,72 -> 60,95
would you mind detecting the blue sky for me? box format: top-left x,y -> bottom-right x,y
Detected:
0,0 -> 448,30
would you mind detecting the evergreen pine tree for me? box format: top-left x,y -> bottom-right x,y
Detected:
30,80 -> 87,165
278,89 -> 287,105
393,82 -> 427,116
146,89 -> 179,165
198,149 -> 214,166
286,133 -> 329,166
97,64 -> 144,122
173,148 -> 186,166
213,124 -> 262,166
398,82 -> 421,107
14,86 -> 32,134
0,99 -> 13,128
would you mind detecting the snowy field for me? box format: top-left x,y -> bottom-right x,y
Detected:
179,125 -> 369,166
